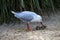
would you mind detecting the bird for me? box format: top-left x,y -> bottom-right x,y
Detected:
11,11 -> 44,31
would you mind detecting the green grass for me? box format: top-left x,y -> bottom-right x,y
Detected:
0,0 -> 60,24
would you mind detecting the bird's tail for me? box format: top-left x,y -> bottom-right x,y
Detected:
11,11 -> 16,14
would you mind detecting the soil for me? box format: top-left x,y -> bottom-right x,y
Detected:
0,13 -> 60,40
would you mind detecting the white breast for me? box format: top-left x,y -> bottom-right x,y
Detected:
31,15 -> 42,22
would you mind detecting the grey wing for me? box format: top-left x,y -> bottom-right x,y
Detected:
21,14 -> 33,21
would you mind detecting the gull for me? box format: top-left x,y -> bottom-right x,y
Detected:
11,11 -> 44,31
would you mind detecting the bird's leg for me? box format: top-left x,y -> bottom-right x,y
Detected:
26,22 -> 31,31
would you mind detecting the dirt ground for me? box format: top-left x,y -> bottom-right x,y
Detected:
0,13 -> 60,40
